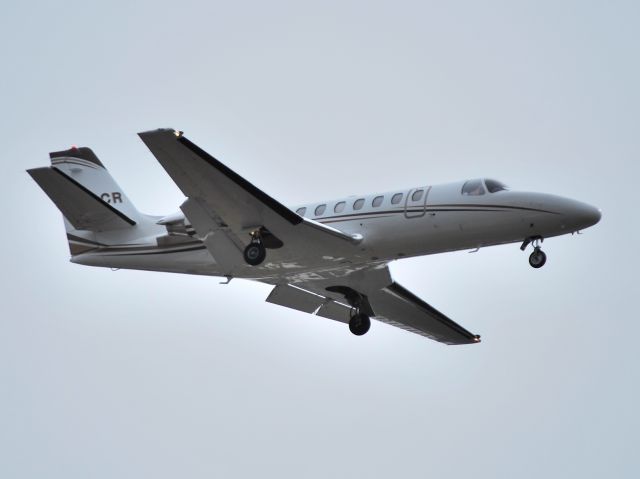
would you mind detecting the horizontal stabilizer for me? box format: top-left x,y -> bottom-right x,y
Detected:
28,167 -> 136,231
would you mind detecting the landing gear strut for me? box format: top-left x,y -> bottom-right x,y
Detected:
349,312 -> 371,336
521,236 -> 547,269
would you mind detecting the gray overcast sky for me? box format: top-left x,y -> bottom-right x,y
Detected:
1,1 -> 638,477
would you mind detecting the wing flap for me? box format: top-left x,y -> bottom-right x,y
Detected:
266,284 -> 325,313
180,197 -> 244,273
266,283 -> 353,325
316,300 -> 352,324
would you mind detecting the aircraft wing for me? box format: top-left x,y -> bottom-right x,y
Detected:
265,265 -> 481,345
138,129 -> 362,275
368,282 -> 480,344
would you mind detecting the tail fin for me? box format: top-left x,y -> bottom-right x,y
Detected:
28,147 -> 144,254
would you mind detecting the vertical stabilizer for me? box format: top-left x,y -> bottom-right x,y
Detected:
28,147 -> 149,255
49,147 -> 141,221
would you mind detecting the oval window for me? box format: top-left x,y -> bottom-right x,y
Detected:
372,196 -> 384,207
315,204 -> 326,216
353,198 -> 365,210
334,201 -> 346,213
296,207 -> 306,216
411,189 -> 424,202
391,193 -> 403,204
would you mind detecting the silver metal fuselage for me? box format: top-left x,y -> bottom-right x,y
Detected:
72,179 -> 601,282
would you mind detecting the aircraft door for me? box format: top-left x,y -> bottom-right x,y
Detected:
404,186 -> 430,218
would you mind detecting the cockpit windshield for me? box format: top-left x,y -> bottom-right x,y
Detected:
461,179 -> 508,196
461,179 -> 485,196
484,179 -> 508,193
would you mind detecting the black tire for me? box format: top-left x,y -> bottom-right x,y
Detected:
529,249 -> 547,269
244,242 -> 266,266
349,313 -> 371,336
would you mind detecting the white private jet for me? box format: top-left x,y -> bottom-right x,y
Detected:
28,129 -> 601,344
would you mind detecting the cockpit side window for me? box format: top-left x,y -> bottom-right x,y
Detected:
461,179 -> 485,196
485,179 -> 508,193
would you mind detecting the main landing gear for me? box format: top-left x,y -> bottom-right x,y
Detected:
243,227 -> 285,266
325,285 -> 373,337
521,236 -> 547,269
244,242 -> 266,265
243,237 -> 266,266
349,312 -> 371,336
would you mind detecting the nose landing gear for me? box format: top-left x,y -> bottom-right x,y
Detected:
528,248 -> 547,268
521,236 -> 547,269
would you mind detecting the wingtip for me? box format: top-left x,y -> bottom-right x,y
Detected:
137,128 -> 182,138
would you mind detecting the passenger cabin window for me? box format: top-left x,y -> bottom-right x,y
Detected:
353,198 -> 365,210
315,204 -> 326,216
391,193 -> 403,204
296,207 -> 306,216
411,189 -> 424,202
461,179 -> 485,196
372,195 -> 384,207
334,201 -> 346,213
485,179 -> 508,193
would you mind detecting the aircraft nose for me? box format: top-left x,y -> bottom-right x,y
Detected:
564,200 -> 602,230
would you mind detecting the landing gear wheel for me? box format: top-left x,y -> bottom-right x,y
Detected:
529,248 -> 547,269
243,242 -> 266,266
349,313 -> 371,336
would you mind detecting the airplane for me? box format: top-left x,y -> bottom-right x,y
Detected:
27,128 -> 602,345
